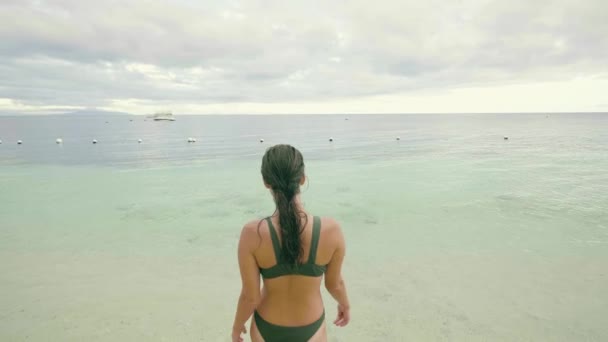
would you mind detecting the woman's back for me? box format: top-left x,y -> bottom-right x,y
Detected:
231,144 -> 349,342
254,215 -> 337,325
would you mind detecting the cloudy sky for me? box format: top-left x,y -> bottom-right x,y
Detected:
0,0 -> 606,114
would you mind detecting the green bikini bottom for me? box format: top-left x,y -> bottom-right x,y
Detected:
254,310 -> 325,342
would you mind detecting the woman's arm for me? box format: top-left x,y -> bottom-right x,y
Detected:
324,220 -> 350,326
232,222 -> 261,340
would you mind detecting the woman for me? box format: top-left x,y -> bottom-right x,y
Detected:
232,144 -> 350,342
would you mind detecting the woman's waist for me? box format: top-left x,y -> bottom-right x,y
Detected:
256,294 -> 324,326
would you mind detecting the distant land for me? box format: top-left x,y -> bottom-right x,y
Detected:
61,109 -> 132,116
0,109 -> 133,116
1,110 -> 606,117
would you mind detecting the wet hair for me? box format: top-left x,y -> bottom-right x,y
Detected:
261,144 -> 306,265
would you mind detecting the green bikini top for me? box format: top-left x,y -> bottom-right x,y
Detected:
259,216 -> 327,279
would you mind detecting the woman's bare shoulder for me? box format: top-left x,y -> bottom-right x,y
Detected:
319,216 -> 343,236
243,218 -> 265,230
240,218 -> 266,240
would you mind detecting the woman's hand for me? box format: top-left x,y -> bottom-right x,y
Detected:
334,304 -> 350,327
232,325 -> 247,342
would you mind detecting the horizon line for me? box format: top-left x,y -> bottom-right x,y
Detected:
1,111 -> 607,117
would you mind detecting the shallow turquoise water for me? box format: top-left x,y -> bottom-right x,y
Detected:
1,114 -> 607,341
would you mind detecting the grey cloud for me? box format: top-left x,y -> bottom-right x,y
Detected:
0,0 -> 606,110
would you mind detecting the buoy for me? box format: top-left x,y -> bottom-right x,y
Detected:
17,140 -> 22,145
260,138 -> 264,143
92,139 -> 98,144
396,137 -> 400,141
0,139 -> 3,144
187,137 -> 196,143
504,136 -> 509,140
56,138 -> 63,144
329,137 -> 333,142
137,139 -> 142,143
192,138 -> 196,143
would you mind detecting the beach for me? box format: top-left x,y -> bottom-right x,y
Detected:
1,113 -> 607,341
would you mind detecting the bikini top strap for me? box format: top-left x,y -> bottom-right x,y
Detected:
307,216 -> 321,264
266,217 -> 283,262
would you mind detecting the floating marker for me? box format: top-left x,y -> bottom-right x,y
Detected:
187,137 -> 196,143
396,137 -> 400,141
504,136 -> 509,140
56,138 -> 63,144
17,140 -> 22,145
138,139 -> 142,143
92,139 -> 98,144
329,137 -> 333,142
260,138 -> 264,143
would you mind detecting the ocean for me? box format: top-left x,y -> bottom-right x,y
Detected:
1,113 -> 607,341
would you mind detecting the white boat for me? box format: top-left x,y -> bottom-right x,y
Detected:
152,111 -> 176,121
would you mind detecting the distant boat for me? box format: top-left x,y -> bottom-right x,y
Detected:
152,111 -> 175,121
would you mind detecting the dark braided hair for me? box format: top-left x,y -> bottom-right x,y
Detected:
261,144 -> 306,265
